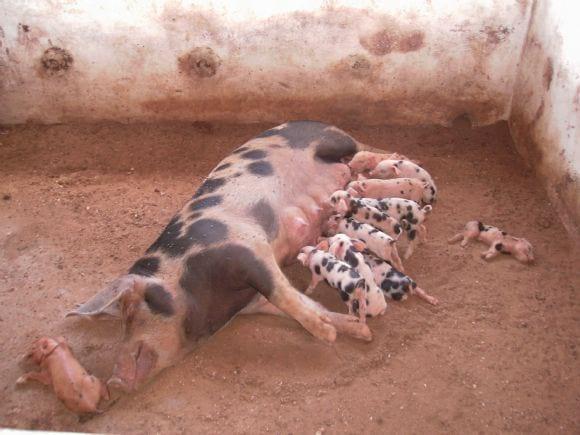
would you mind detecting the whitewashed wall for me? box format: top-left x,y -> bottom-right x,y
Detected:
509,0 -> 580,236
0,0 -> 530,125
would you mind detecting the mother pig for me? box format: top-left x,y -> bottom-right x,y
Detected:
66,121 -> 372,393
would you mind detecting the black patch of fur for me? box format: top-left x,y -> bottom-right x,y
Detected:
144,283 -> 175,316
249,199 -> 278,241
478,221 -> 485,232
180,244 -> 272,340
193,177 -> 226,199
247,160 -> 274,176
190,195 -> 223,211
495,243 -> 504,252
147,217 -> 228,257
129,256 -> 160,277
241,149 -> 268,160
214,163 -> 231,172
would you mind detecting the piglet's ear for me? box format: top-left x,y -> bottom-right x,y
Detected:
316,239 -> 330,251
392,165 -> 401,176
352,239 -> 367,252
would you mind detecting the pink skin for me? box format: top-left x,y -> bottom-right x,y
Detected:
17,337 -> 109,415
348,178 -> 432,204
317,234 -> 387,317
348,151 -> 416,175
448,221 -> 534,264
326,215 -> 405,272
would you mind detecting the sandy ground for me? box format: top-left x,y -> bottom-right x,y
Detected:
0,120 -> 578,434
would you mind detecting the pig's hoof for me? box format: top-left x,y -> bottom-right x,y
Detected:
312,317 -> 337,344
15,376 -> 27,385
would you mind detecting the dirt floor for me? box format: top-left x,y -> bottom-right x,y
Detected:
0,120 -> 578,434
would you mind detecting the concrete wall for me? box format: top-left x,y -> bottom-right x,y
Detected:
509,0 -> 580,236
0,0 -> 531,126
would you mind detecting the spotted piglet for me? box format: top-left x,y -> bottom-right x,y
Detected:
348,151 -> 417,175
360,197 -> 432,259
297,247 -> 367,322
448,221 -> 534,264
368,159 -> 437,198
329,190 -> 404,239
317,234 -> 387,317
361,249 -> 439,305
348,178 -> 436,205
325,215 -> 405,272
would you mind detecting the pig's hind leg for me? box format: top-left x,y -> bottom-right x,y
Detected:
16,370 -> 51,386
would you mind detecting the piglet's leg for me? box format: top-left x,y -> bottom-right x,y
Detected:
354,286 -> 367,323
391,246 -> 405,272
447,233 -> 465,245
305,274 -> 324,295
413,287 -> 439,306
404,239 -> 417,260
16,370 -> 51,386
419,224 -> 428,242
481,244 -> 501,261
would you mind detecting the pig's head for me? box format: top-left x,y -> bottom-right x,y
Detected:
324,214 -> 342,236
327,234 -> 366,259
509,237 -> 535,263
297,246 -> 316,266
24,336 -> 66,365
422,182 -> 437,205
348,151 -> 373,174
347,181 -> 365,197
368,161 -> 396,179
329,190 -> 352,215
66,275 -> 183,393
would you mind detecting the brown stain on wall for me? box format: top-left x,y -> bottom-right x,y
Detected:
360,28 -> 425,55
178,47 -> 222,78
482,25 -> 512,44
543,58 -> 553,90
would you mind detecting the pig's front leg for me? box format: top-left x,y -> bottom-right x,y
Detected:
305,273 -> 324,295
391,245 -> 405,272
16,370 -> 52,386
241,296 -> 372,341
481,243 -> 501,261
413,286 -> 439,306
419,224 -> 428,242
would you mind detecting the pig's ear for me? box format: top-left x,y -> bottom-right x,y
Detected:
392,164 -> 401,176
352,239 -> 367,251
65,275 -> 144,319
316,239 -> 329,251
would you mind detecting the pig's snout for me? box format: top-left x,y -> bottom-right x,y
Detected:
108,341 -> 158,394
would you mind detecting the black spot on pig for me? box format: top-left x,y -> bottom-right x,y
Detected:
344,249 -> 359,267
478,221 -> 485,232
147,216 -> 228,257
214,163 -> 231,172
247,160 -> 274,176
180,244 -> 272,339
408,229 -> 417,240
495,243 -> 504,252
144,284 -> 175,316
314,265 -> 321,275
249,199 -> 278,241
241,149 -> 268,160
190,195 -> 223,211
315,129 -> 358,163
129,256 -> 161,277
193,177 -> 226,198
344,282 -> 355,294
232,146 -> 249,154
322,257 -> 328,267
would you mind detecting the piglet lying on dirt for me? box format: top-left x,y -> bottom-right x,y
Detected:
16,337 -> 109,415
297,246 -> 367,322
448,221 -> 534,264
